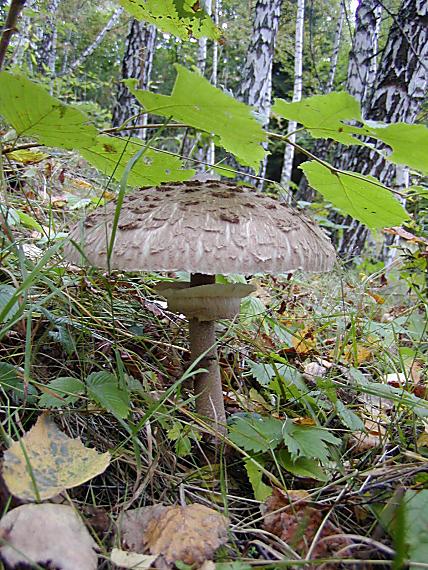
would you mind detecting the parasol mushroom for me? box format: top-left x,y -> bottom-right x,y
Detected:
65,180 -> 335,435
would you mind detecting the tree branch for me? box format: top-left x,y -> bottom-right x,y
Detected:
0,0 -> 26,70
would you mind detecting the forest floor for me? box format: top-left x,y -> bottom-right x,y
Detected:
0,157 -> 428,569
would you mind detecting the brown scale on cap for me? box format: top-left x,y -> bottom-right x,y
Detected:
65,180 -> 335,275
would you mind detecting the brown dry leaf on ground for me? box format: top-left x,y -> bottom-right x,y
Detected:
2,413 -> 111,500
0,503 -> 98,570
119,503 -> 229,569
262,488 -> 352,562
110,547 -> 157,569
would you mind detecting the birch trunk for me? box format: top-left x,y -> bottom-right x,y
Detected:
36,0 -> 60,75
280,0 -> 304,190
197,0 -> 212,76
325,1 -> 344,93
111,18 -> 157,137
238,0 -> 283,184
10,0 -> 36,67
335,0 -> 428,259
63,7 -> 123,75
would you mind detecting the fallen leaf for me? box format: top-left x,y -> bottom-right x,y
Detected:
111,548 -> 157,569
292,326 -> 317,355
2,413 -> 111,500
0,503 -> 98,570
262,488 -> 352,560
6,149 -> 50,164
119,503 -> 229,569
349,418 -> 388,452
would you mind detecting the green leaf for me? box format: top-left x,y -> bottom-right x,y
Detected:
277,449 -> 328,481
273,92 -> 369,145
369,123 -> 428,175
228,415 -> 284,452
283,422 -> 340,464
86,371 -> 130,419
300,161 -> 409,229
80,135 -> 194,187
15,210 -> 45,233
126,64 -> 267,169
0,285 -> 20,323
118,0 -> 221,40
402,490 -> 428,568
245,458 -> 272,501
39,377 -> 85,408
336,400 -> 365,431
0,362 -> 38,402
248,361 -> 275,386
0,72 -> 97,149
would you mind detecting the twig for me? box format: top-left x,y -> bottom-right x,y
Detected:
0,0 -> 26,70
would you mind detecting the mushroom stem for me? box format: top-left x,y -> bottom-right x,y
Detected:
189,273 -> 227,434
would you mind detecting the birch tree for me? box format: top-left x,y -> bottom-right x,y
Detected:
36,0 -> 61,75
280,0 -> 304,189
112,18 -> 157,135
335,0 -> 428,259
238,0 -> 283,182
325,0 -> 345,93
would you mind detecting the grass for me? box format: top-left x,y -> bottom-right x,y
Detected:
1,157 -> 428,569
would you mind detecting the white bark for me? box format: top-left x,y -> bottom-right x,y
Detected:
11,0 -> 36,67
37,0 -> 61,75
63,7 -> 123,75
197,0 -> 212,76
280,0 -> 305,188
325,1 -> 345,93
346,0 -> 382,109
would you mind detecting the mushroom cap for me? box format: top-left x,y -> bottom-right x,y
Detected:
65,180 -> 335,275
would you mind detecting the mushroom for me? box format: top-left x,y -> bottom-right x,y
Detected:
65,180 -> 335,435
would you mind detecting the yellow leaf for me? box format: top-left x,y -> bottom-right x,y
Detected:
343,344 -> 373,365
7,149 -> 49,164
2,413 -> 110,500
292,326 -> 317,355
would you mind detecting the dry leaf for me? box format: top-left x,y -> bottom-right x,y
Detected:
292,326 -> 317,355
111,548 -> 157,569
0,503 -> 98,570
2,413 -> 111,500
262,488 -> 352,560
349,418 -> 388,452
119,503 -> 229,569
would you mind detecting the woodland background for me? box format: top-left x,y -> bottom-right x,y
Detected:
0,0 -> 428,569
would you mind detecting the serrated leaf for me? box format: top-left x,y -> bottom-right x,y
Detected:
118,0 -> 221,40
300,161 -> 409,228
2,413 -> 111,500
273,92 -> 369,145
248,361 -> 275,386
39,376 -> 85,408
369,123 -> 428,175
283,422 -> 340,464
228,415 -> 284,452
277,448 -> 328,481
0,362 -> 38,402
336,400 -> 365,431
86,371 -> 130,418
126,64 -> 267,169
80,135 -> 194,187
244,458 -> 272,501
0,72 -> 97,149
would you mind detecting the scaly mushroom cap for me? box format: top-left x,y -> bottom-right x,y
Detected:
65,180 -> 335,274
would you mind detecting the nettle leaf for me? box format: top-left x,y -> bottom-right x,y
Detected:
300,161 -> 409,229
0,72 -> 97,149
369,123 -> 428,175
245,458 -> 272,501
118,0 -> 221,40
86,371 -> 130,418
283,421 -> 340,464
81,135 -> 194,187
336,400 -> 365,431
39,377 -> 85,409
228,415 -> 284,452
126,64 -> 267,169
273,92 -> 370,145
277,449 -> 328,481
